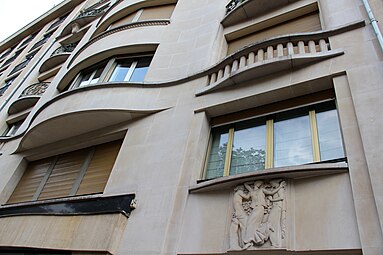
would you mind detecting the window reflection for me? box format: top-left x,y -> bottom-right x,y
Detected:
274,110 -> 313,167
230,119 -> 266,175
205,127 -> 229,179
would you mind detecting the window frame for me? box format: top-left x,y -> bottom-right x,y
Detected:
69,53 -> 154,90
202,94 -> 345,180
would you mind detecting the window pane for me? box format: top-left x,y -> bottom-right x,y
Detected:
130,56 -> 152,82
89,66 -> 104,84
109,59 -> 133,82
316,105 -> 344,161
205,127 -> 229,179
230,119 -> 266,175
274,110 -> 313,167
78,71 -> 92,87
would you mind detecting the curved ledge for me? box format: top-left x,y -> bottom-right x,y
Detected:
39,53 -> 70,73
94,0 -> 176,37
190,161 -> 348,193
59,20 -> 364,94
196,48 -> 344,96
8,96 -> 40,115
18,84 -> 174,151
71,19 -> 170,66
59,10 -> 105,38
0,194 -> 135,218
223,0 -> 298,27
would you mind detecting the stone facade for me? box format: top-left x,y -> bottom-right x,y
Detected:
0,0 -> 382,254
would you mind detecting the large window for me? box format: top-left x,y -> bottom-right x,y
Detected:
7,140 -> 122,204
109,56 -> 152,82
69,55 -> 153,90
203,100 -> 344,179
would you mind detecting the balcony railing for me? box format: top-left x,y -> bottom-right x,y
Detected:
51,42 -> 78,57
77,7 -> 106,19
207,38 -> 331,87
0,84 -> 11,96
1,55 -> 17,67
47,14 -> 68,31
19,82 -> 50,98
29,34 -> 51,52
8,59 -> 31,76
226,0 -> 245,14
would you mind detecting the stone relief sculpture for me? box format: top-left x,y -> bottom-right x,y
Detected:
229,179 -> 286,250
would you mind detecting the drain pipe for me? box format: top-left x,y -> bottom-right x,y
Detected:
362,0 -> 383,53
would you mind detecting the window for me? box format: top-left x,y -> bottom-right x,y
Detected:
0,76 -> 17,96
109,56 -> 152,82
69,54 -> 153,90
2,120 -> 23,137
109,4 -> 175,30
7,140 -> 122,204
203,100 -> 344,180
76,63 -> 107,87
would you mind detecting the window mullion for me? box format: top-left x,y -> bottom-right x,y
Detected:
69,147 -> 96,196
32,156 -> 59,201
223,128 -> 235,177
265,119 -> 274,169
202,133 -> 213,179
100,59 -> 116,82
125,60 -> 137,81
309,110 -> 321,162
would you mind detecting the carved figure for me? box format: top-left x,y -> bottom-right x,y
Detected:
229,179 -> 287,250
229,185 -> 249,250
267,179 -> 286,247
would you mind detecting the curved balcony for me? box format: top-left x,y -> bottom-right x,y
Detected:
196,32 -> 345,96
18,84 -> 175,151
39,43 -> 78,73
93,0 -> 177,38
8,82 -> 49,115
59,5 -> 109,38
57,22 -> 166,90
222,0 -> 298,27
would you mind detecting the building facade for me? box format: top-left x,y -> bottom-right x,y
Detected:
0,0 -> 382,254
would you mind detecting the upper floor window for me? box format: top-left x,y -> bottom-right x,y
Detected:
0,76 -> 17,96
77,63 -> 107,87
109,4 -> 176,30
2,120 -> 23,137
7,140 -> 122,204
69,54 -> 153,90
203,100 -> 344,180
109,56 -> 152,82
226,4 -> 321,54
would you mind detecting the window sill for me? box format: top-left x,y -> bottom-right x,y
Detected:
0,193 -> 136,218
190,161 -> 348,193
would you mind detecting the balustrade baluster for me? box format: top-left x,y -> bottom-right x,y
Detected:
231,59 -> 239,72
277,44 -> 284,57
319,39 -> 328,52
209,73 -> 217,85
257,49 -> 264,61
287,42 -> 294,55
248,52 -> 255,65
267,46 -> 274,59
298,41 -> 305,54
308,40 -> 316,53
239,56 -> 247,69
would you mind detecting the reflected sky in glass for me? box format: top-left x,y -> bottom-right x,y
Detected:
206,130 -> 228,179
230,125 -> 266,175
274,114 -> 313,167
316,109 -> 344,160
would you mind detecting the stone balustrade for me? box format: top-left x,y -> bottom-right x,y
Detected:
207,38 -> 330,87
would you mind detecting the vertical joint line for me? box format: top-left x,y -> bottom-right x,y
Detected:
266,119 -> 274,169
32,156 -> 59,201
309,110 -> 321,162
70,148 -> 95,196
224,128 -> 234,176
